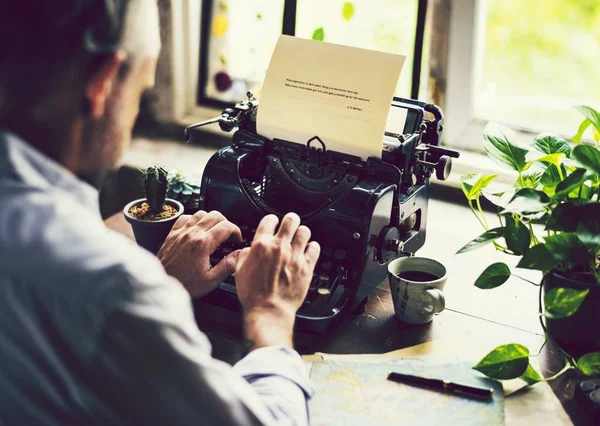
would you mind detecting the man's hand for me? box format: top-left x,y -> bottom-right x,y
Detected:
158,211 -> 242,298
235,213 -> 320,350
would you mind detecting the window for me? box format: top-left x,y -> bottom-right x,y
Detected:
171,0 -> 600,154
197,0 -> 429,108
445,0 -> 600,150
473,0 -> 600,136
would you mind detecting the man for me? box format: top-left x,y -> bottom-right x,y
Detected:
0,1 -> 320,425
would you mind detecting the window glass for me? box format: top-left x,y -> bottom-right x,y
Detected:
201,1 -> 428,104
204,0 -> 284,102
296,0 -> 421,98
474,0 -> 600,136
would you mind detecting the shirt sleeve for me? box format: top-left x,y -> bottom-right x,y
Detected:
89,273 -> 313,426
234,347 -> 314,425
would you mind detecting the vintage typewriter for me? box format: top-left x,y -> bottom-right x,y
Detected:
185,92 -> 459,333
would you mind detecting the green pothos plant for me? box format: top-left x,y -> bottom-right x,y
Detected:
458,105 -> 600,384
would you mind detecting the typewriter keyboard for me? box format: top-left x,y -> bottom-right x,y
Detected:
210,229 -> 348,309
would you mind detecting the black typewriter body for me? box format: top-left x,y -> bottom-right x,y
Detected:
189,95 -> 459,333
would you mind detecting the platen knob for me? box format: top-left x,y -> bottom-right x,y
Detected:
435,155 -> 452,181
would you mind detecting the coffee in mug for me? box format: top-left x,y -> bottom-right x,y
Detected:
388,257 -> 447,324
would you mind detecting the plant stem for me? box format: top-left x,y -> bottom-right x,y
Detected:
513,274 -> 540,286
518,171 -> 525,188
538,283 -> 547,335
468,200 -> 488,230
530,336 -> 548,358
476,197 -> 489,229
528,222 -> 539,245
542,363 -> 573,382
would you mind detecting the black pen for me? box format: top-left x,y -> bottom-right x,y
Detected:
387,372 -> 494,400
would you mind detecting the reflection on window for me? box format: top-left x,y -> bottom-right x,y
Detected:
474,0 -> 600,136
200,0 -> 426,106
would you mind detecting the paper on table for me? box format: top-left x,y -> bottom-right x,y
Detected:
258,35 -> 406,160
302,337 -> 537,396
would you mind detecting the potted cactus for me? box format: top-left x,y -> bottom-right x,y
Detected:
124,166 -> 184,254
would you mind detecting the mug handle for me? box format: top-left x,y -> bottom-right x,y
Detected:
419,288 -> 445,315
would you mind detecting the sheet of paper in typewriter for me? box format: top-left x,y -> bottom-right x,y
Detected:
257,35 -> 406,160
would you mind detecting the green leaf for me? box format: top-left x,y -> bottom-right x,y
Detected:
460,174 -> 479,199
461,174 -> 498,201
520,364 -> 543,385
483,125 -> 528,172
342,2 -> 355,20
528,152 -> 566,170
504,216 -> 530,255
473,344 -> 530,380
540,164 -> 561,187
544,287 -> 589,319
519,171 -> 543,190
575,105 -> 600,135
312,27 -> 325,41
553,168 -> 589,200
531,133 -> 571,155
577,353 -> 600,376
546,202 -> 600,232
475,262 -> 511,289
501,188 -> 550,217
571,144 -> 600,177
482,191 -> 513,209
457,228 -> 504,254
573,119 -> 591,143
576,221 -> 600,249
544,233 -> 592,265
516,244 -> 557,272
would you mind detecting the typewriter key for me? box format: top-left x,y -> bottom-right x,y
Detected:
320,261 -> 332,270
333,250 -> 347,260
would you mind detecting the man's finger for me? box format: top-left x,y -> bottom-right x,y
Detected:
206,220 -> 242,251
276,213 -> 301,242
291,225 -> 311,252
255,214 -> 279,238
304,241 -> 321,266
183,210 -> 207,228
204,252 -> 238,287
195,210 -> 229,231
234,248 -> 250,272
172,214 -> 192,231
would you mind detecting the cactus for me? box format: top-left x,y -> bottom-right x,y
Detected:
142,166 -> 168,213
167,169 -> 201,213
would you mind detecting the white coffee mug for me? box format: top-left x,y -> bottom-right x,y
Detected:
388,257 -> 447,324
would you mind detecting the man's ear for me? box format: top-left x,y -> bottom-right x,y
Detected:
85,49 -> 127,118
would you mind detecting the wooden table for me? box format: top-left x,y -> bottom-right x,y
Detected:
105,205 -> 591,425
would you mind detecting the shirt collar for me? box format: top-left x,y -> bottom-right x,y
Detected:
0,129 -> 100,215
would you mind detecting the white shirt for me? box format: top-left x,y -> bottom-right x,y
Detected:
0,130 -> 313,426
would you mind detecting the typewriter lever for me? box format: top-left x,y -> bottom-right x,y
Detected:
184,92 -> 258,143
